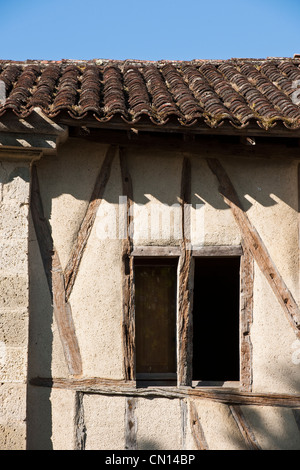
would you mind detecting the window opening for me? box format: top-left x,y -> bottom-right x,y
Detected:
134,258 -> 178,384
192,257 -> 240,384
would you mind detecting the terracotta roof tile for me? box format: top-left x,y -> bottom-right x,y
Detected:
1,58 -> 300,130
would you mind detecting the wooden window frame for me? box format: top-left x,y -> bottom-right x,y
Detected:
132,244 -> 253,391
134,256 -> 178,385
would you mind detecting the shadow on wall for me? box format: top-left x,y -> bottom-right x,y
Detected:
33,141 -> 299,259
225,364 -> 300,450
34,139 -> 299,217
26,213 -> 53,450
225,404 -> 300,451
137,439 -> 161,450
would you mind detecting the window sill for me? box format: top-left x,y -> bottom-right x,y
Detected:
136,377 -> 241,389
191,380 -> 240,389
136,373 -> 177,387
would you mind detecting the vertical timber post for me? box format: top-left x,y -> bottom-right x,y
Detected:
240,245 -> 254,392
119,147 -> 135,381
178,156 -> 193,386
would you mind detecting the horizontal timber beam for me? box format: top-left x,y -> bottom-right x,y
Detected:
132,245 -> 242,257
192,245 -> 243,257
67,127 -> 300,160
132,246 -> 181,257
30,377 -> 300,408
60,114 -> 300,139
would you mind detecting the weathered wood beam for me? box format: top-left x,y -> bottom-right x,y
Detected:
0,147 -> 42,161
31,165 -> 83,376
52,250 -> 83,376
132,245 -> 242,257
206,158 -> 300,339
63,145 -> 116,300
67,125 -> 300,162
1,108 -> 68,136
125,398 -> 138,450
178,156 -> 193,386
0,132 -> 65,154
120,147 -> 135,381
192,245 -> 243,257
132,245 -> 181,257
240,246 -> 254,392
31,377 -> 133,388
0,110 -> 68,154
74,391 -> 86,450
189,401 -> 209,450
30,377 -> 300,408
229,405 -> 261,450
293,409 -> 300,434
65,116 -> 300,139
181,399 -> 188,450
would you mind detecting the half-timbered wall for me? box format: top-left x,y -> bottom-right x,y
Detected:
21,136 -> 300,449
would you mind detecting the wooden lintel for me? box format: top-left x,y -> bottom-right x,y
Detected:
30,377 -> 300,408
132,245 -> 242,257
132,245 -> 181,257
206,157 -> 300,339
192,245 -> 243,257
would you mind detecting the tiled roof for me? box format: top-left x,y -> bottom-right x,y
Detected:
1,58 -> 300,130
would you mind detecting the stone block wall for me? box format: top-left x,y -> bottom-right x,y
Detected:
0,159 -> 31,450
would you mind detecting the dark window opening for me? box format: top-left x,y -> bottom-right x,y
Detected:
134,258 -> 177,383
192,257 -> 240,383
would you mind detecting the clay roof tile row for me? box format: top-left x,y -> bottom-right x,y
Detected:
1,58 -> 300,130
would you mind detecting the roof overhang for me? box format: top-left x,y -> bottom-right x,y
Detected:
0,107 -> 68,155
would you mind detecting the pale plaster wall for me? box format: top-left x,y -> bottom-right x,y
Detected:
186,399 -> 248,450
128,148 -> 183,245
83,395 -> 126,450
242,406 -> 300,450
220,157 -> 300,395
24,140 -> 300,449
251,263 -> 300,395
69,152 -> 124,379
26,386 -> 75,450
190,155 -> 241,246
223,157 -> 299,299
136,398 -> 182,450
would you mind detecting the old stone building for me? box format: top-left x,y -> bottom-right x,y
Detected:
1,57 -> 300,450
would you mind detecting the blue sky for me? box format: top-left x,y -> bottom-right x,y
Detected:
1,0 -> 300,61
